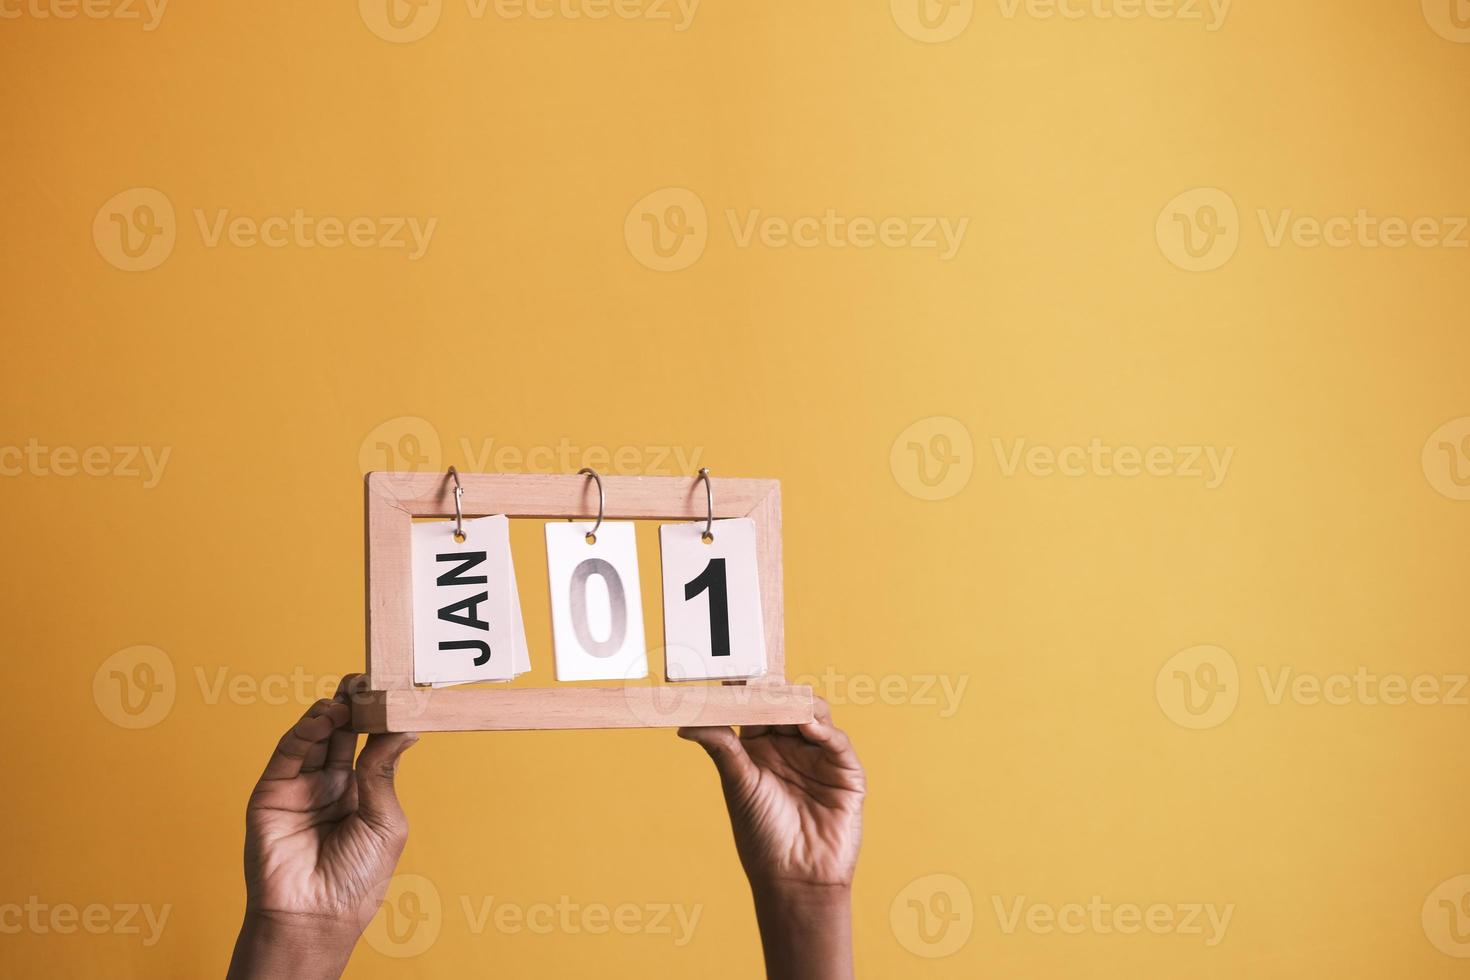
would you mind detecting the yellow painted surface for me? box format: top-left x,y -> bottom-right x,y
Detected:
2,1 -> 1469,975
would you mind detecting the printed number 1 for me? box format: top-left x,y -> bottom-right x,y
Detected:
683,558 -> 730,657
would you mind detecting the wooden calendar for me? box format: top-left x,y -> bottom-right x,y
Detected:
350,470 -> 815,732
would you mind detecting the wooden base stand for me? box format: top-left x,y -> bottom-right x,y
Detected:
352,683 -> 815,732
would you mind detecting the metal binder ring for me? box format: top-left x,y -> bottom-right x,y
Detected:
578,467 -> 604,543
447,466 -> 465,541
697,467 -> 714,543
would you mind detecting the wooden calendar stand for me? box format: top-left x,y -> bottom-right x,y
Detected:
351,471 -> 815,732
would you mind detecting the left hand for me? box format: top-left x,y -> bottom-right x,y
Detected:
228,674 -> 418,979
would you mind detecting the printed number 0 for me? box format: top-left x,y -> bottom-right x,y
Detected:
684,558 -> 730,657
569,558 -> 627,658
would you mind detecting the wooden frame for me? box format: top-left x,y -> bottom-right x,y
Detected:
351,471 -> 815,732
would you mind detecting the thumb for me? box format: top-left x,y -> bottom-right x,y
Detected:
355,732 -> 418,837
677,726 -> 756,792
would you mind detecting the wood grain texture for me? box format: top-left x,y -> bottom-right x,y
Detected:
365,477 -> 414,689
365,470 -> 776,520
350,684 -> 815,732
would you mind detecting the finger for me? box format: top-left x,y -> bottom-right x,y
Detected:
811,695 -> 833,726
677,726 -> 757,791
354,732 -> 419,838
797,716 -> 862,770
326,675 -> 367,770
261,700 -> 344,781
301,699 -> 351,773
742,697 -> 830,741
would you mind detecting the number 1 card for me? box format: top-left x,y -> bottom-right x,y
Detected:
659,518 -> 767,682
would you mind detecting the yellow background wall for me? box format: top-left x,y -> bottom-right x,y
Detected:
3,1 -> 1470,976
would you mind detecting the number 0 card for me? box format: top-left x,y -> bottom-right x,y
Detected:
659,518 -> 767,681
545,520 -> 649,682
